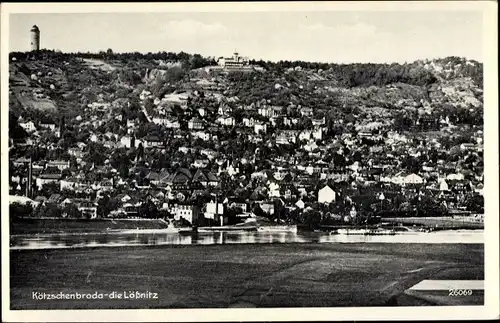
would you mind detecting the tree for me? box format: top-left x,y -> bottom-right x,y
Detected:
62,203 -> 82,218
10,202 -> 34,218
41,182 -> 60,197
465,195 -> 484,214
139,200 -> 159,219
300,209 -> 322,230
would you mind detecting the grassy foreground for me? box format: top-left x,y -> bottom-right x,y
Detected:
10,243 -> 483,309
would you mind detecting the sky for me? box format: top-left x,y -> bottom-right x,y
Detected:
8,10 -> 483,64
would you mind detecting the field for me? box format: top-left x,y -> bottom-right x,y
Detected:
10,243 -> 483,309
10,218 -> 169,235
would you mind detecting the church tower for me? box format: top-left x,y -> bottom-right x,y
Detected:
30,25 -> 40,51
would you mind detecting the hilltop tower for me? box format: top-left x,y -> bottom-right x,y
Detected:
30,25 -> 40,51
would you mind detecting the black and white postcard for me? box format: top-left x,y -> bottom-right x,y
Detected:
1,1 -> 498,322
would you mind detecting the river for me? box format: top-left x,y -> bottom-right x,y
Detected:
10,229 -> 484,250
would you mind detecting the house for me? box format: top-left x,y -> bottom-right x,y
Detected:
20,121 -> 36,132
217,116 -> 235,127
127,119 -> 136,128
40,122 -> 57,131
192,159 -> 210,169
34,196 -> 47,204
68,147 -> 84,158
145,171 -> 161,186
165,168 -> 193,190
165,119 -> 181,129
303,141 -> 319,152
218,105 -> 232,116
188,118 -> 204,130
171,204 -> 200,225
120,136 -> 142,149
268,181 -> 281,197
122,202 -> 140,217
47,194 -> 63,205
258,106 -> 282,118
77,200 -> 98,219
295,199 -> 305,209
46,160 -> 70,171
36,167 -> 62,189
227,162 -> 240,177
144,136 -> 163,148
243,117 -> 257,127
299,129 -> 321,141
300,107 -> 313,117
152,116 -> 170,126
60,177 -> 83,191
358,131 -> 373,139
12,157 -> 31,167
276,134 -> 290,145
193,169 -> 219,187
228,201 -> 248,213
192,131 -> 211,141
254,123 -> 267,134
439,179 -> 449,191
318,185 -> 337,204
205,201 -> 224,220
200,149 -> 218,160
257,201 -> 274,215
475,183 -> 484,196
403,173 -> 424,185
446,173 -> 465,181
312,117 -> 326,126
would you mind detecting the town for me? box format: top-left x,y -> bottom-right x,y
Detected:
8,47 -> 485,230
5,8 -> 491,314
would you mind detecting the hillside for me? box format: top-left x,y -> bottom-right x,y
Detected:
8,51 -> 483,131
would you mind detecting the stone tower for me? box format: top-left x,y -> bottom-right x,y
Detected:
30,25 -> 40,51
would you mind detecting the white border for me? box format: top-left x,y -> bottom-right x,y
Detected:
1,2 -> 498,322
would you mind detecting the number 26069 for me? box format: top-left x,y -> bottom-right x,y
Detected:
449,289 -> 473,296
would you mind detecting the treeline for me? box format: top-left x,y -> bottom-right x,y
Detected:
10,49 -> 216,70
250,59 -> 439,87
10,50 -> 482,89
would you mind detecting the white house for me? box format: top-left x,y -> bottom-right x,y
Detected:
254,123 -> 267,134
165,119 -> 181,129
188,118 -> 204,130
205,202 -> 224,220
171,204 -> 199,225
217,116 -> 235,127
47,160 -> 70,171
40,123 -> 57,131
20,121 -> 36,132
303,141 -> 318,152
403,173 -> 424,185
192,131 -> 211,141
446,173 -> 465,181
295,199 -> 305,209
127,119 -> 136,128
268,182 -> 280,197
318,185 -> 337,204
152,116 -> 170,126
439,179 -> 449,191
227,164 -> 240,177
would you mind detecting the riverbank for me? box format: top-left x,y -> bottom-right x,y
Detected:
10,243 -> 483,309
9,217 -> 170,235
381,216 -> 484,229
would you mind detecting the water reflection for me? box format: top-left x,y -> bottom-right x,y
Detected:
10,230 -> 483,250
